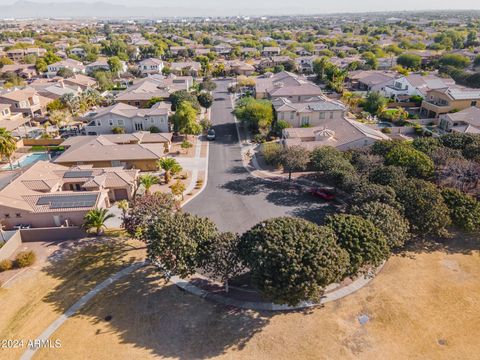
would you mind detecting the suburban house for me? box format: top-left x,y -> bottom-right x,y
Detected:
0,161 -> 139,229
262,47 -> 281,57
0,88 -> 47,118
0,64 -> 37,79
225,60 -> 256,76
69,47 -> 87,57
383,74 -> 456,100
282,118 -> 390,151
63,74 -> 97,90
47,59 -> 86,78
420,86 -> 480,118
5,48 -> 46,62
169,62 -> 201,77
55,132 -> 172,171
438,106 -> 480,133
116,76 -> 191,108
138,58 -> 164,76
86,59 -> 127,75
273,96 -> 347,127
0,104 -> 29,133
348,70 -> 398,92
255,71 -> 323,101
84,102 -> 171,135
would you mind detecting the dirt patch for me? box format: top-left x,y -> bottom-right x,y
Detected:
27,237 -> 480,360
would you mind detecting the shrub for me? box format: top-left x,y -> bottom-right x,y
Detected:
0,259 -> 13,272
262,142 -> 283,166
441,188 -> 480,232
368,165 -> 407,187
311,146 -> 356,185
394,179 -> 451,237
326,214 -> 390,275
239,217 -> 350,306
15,251 -> 36,268
385,143 -> 435,179
351,202 -> 410,249
350,182 -> 402,210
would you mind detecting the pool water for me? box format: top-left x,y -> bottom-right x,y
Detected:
2,152 -> 50,170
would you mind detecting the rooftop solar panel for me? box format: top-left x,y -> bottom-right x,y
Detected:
36,194 -> 98,208
63,171 -> 94,178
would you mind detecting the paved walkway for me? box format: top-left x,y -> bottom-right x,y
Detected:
171,262 -> 384,311
20,261 -> 145,360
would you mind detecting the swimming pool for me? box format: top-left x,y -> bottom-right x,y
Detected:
2,152 -> 50,170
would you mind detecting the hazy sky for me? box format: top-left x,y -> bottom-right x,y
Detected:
2,0 -> 480,13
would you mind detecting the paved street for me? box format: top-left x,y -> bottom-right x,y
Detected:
183,79 -> 334,233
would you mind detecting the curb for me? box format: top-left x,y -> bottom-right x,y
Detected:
180,136 -> 209,208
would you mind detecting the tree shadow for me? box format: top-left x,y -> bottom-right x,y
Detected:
397,230 -> 480,257
42,244 -> 273,359
220,177 -> 268,196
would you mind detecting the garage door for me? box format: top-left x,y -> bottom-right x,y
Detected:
113,189 -> 129,201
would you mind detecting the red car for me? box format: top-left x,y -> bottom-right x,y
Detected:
309,187 -> 336,201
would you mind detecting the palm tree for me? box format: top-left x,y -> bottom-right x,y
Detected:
0,128 -> 17,170
138,174 -> 158,194
82,208 -> 114,235
157,158 -> 182,184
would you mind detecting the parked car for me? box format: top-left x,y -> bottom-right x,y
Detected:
207,129 -> 216,140
309,187 -> 335,201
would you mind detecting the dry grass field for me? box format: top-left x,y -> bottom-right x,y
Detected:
0,235 -> 478,360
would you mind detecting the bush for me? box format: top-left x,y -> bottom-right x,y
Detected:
311,146 -> 356,185
326,214 -> 390,275
15,251 -> 36,268
0,259 -> 13,272
394,179 -> 451,237
350,182 -> 402,210
441,188 -> 480,232
368,165 -> 407,187
239,217 -> 350,306
262,142 -> 283,166
351,202 -> 410,249
384,143 -> 435,179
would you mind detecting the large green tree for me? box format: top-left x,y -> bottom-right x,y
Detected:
239,217 -> 349,306
172,101 -> 202,135
385,143 -> 435,179
441,188 -> 480,232
0,128 -> 17,170
234,97 -> 273,133
278,145 -> 311,180
394,179 -> 451,237
146,212 -> 218,280
351,202 -> 410,249
326,214 -> 390,275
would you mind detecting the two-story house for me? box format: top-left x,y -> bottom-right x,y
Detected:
84,102 -> 171,135
47,59 -> 86,78
420,86 -> 480,118
0,88 -> 46,118
273,96 -> 347,127
383,74 -> 456,100
262,47 -> 281,57
138,58 -> 164,76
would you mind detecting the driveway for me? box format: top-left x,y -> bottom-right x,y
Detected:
183,79 -> 335,233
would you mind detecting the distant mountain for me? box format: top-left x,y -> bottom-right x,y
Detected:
0,0 -> 309,18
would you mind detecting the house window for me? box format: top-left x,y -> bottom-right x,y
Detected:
16,213 -> 21,218
135,123 -> 144,131
301,116 -> 310,126
290,113 -> 294,120
118,119 -> 124,126
112,160 -> 122,166
96,121 -> 101,126
109,120 -> 114,126
134,102 -> 141,107
320,112 -> 325,119
471,101 -> 477,106
329,112 -> 334,119
4,214 -> 10,218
